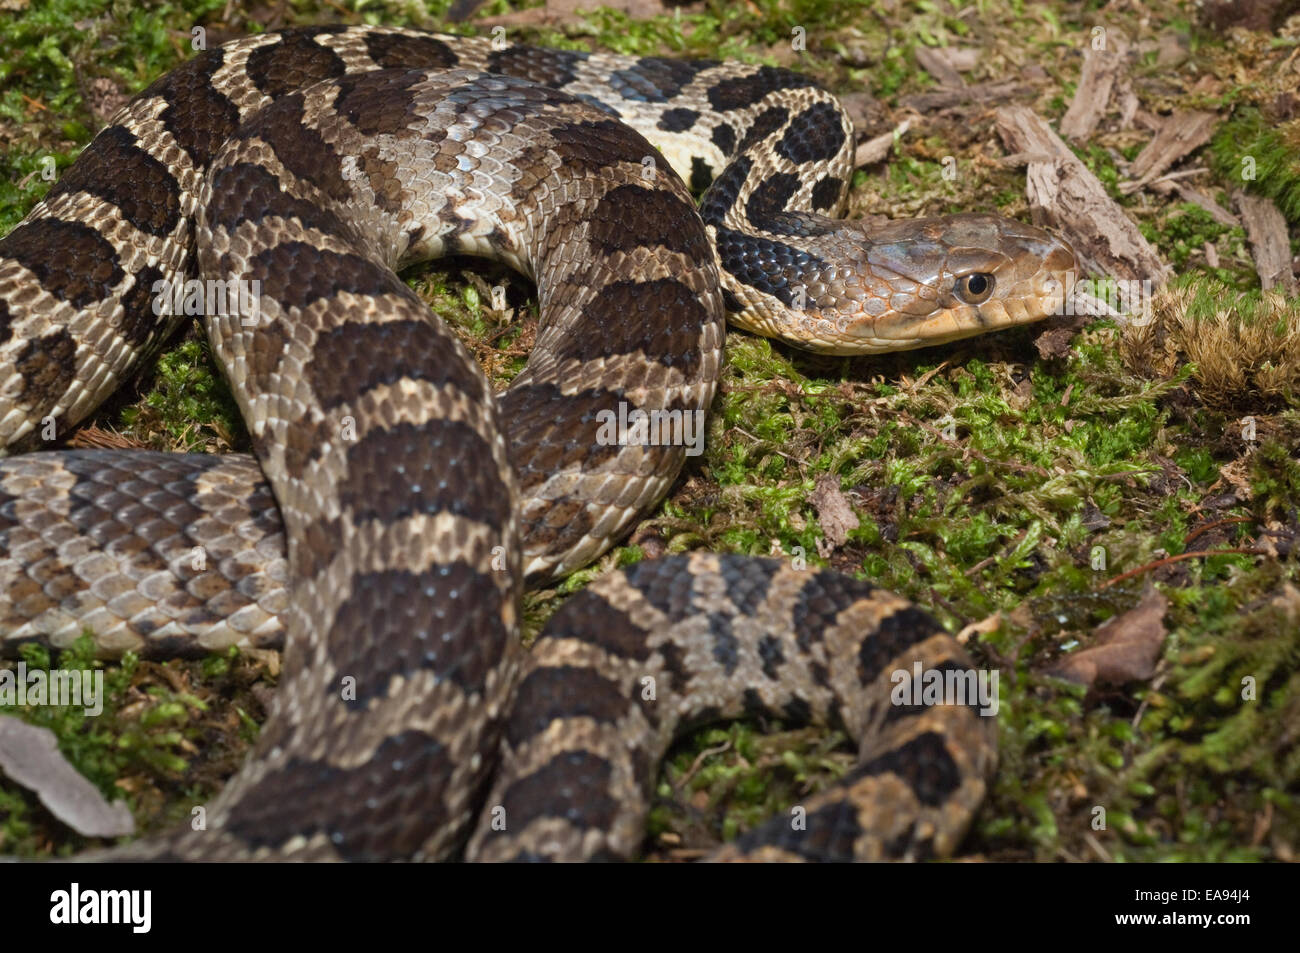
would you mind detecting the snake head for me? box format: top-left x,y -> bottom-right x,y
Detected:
796,213 -> 1078,354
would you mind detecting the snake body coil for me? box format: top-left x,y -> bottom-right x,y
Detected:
0,27 -> 1075,860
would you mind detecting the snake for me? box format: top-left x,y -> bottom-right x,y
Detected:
0,25 -> 1077,861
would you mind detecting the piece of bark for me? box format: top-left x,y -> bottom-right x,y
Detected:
0,717 -> 135,838
1049,586 -> 1168,687
480,0 -> 672,28
838,91 -> 890,148
1156,30 -> 1192,68
1033,324 -> 1081,360
996,104 -> 1172,288
914,45 -> 966,89
899,80 -> 1033,113
1122,110 -> 1216,192
854,119 -> 910,167
1160,184 -> 1240,227
1135,166 -> 1210,196
1234,191 -> 1298,294
446,0 -> 489,21
1199,0 -> 1293,31
809,474 -> 859,557
1059,33 -> 1129,142
1116,77 -> 1141,130
943,47 -> 982,73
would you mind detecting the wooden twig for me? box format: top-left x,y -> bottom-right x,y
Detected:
1234,191 -> 1298,295
900,80 -> 1034,113
1183,516 -> 1255,547
1099,547 -> 1267,589
1060,35 -> 1128,141
1123,110 -> 1216,189
996,105 -> 1172,288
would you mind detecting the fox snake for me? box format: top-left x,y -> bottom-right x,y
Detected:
0,25 -> 1076,861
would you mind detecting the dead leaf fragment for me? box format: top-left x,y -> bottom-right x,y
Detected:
809,474 -> 860,556
1049,587 -> 1169,687
0,717 -> 135,837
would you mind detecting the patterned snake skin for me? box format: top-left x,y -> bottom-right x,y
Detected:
0,26 -> 1077,861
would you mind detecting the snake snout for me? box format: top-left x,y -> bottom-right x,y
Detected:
835,215 -> 1079,352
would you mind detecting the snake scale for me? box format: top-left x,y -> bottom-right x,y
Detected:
0,25 -> 1077,861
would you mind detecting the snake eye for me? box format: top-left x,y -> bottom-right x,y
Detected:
956,273 -> 995,305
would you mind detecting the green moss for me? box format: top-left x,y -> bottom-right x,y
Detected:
1209,108 -> 1300,224
118,335 -> 246,451
0,638 -> 214,856
1139,202 -> 1242,273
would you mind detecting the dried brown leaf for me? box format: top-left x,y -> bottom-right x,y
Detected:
1050,587 -> 1169,687
809,473 -> 859,555
0,717 -> 135,837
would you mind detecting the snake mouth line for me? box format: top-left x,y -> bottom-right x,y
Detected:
826,228 -> 1080,354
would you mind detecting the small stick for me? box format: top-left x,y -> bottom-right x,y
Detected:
1099,547 -> 1267,589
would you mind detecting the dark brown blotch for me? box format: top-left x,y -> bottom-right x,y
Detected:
341,419 -> 510,531
757,634 -> 785,680
207,162 -> 349,236
537,589 -> 653,662
855,731 -> 962,808
501,382 -> 634,486
718,555 -> 781,613
609,57 -> 716,103
47,126 -> 180,237
775,101 -> 848,166
246,242 -> 403,311
332,69 -> 425,135
221,730 -> 459,860
0,218 -> 124,308
144,48 -> 240,170
244,316 -> 288,396
486,46 -> 584,89
587,183 -> 706,258
707,66 -> 817,112
810,175 -> 843,212
506,666 -> 632,746
246,32 -> 346,99
789,571 -> 883,654
364,31 -> 458,69
306,318 -> 485,412
730,796 -> 862,862
708,612 -> 740,675
546,119 -> 652,173
241,93 -> 349,201
710,122 -> 736,156
656,107 -> 699,133
330,563 -> 510,699
881,660 -> 976,724
551,277 -> 710,375
116,265 -> 169,349
618,556 -> 696,624
746,171 -> 801,224
289,513 -> 342,581
11,330 -> 78,430
856,604 -> 944,687
735,106 -> 788,154
497,750 -> 619,835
